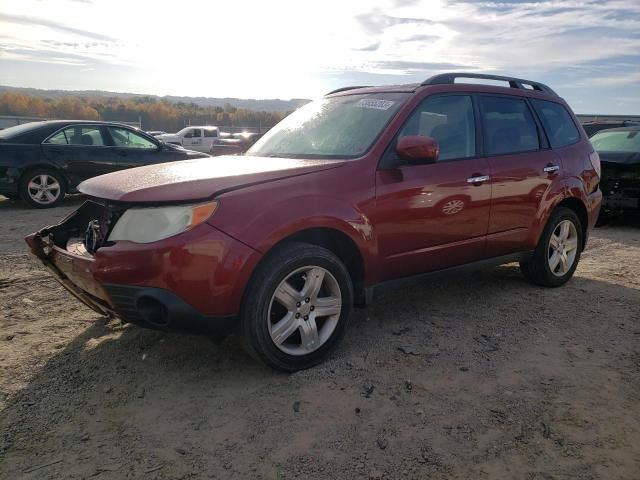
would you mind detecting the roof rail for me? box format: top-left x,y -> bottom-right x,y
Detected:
422,73 -> 557,96
325,86 -> 372,95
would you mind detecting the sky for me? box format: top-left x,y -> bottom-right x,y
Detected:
0,0 -> 638,114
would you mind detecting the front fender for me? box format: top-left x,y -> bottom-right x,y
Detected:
208,165 -> 377,280
215,193 -> 374,260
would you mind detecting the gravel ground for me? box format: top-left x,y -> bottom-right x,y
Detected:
0,195 -> 639,480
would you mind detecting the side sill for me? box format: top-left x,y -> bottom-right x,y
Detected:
363,251 -> 533,304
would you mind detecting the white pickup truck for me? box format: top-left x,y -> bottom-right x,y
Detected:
156,126 -> 219,153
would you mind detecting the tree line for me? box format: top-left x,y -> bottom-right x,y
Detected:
0,92 -> 290,132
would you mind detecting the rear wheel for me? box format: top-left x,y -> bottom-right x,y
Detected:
19,168 -> 66,208
240,242 -> 353,371
520,207 -> 583,287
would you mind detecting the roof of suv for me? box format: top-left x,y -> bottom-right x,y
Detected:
326,72 -> 559,99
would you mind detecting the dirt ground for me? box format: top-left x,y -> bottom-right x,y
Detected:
0,195 -> 639,480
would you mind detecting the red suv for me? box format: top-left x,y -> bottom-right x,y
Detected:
27,73 -> 602,371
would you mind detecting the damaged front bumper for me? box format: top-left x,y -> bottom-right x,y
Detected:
25,200 -> 260,331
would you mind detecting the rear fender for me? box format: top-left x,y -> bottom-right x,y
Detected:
527,176 -> 592,249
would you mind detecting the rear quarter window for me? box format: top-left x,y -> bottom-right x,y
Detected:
532,99 -> 580,148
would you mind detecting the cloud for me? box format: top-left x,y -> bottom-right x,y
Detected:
352,42 -> 381,52
370,60 -> 472,72
0,12 -> 116,42
590,72 -> 640,86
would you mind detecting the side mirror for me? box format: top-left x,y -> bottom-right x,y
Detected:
396,136 -> 439,164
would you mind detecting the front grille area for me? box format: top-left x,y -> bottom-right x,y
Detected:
39,200 -> 126,254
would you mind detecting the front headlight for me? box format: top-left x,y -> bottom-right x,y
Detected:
108,201 -> 218,243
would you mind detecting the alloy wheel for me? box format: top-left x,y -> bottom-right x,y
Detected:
268,266 -> 342,356
27,174 -> 61,205
548,220 -> 579,276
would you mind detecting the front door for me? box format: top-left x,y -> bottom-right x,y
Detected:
373,94 -> 491,281
104,126 -> 163,169
183,128 -> 203,150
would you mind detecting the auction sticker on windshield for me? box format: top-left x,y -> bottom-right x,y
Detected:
354,99 -> 396,110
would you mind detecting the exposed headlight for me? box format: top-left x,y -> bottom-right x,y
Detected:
108,202 -> 218,243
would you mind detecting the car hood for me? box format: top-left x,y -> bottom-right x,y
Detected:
78,155 -> 347,202
598,150 -> 640,166
161,142 -> 208,158
156,133 -> 180,141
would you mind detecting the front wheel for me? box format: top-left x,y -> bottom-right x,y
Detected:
240,242 -> 353,371
520,207 -> 583,287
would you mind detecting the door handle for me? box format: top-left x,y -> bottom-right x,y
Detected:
466,175 -> 490,184
543,164 -> 560,173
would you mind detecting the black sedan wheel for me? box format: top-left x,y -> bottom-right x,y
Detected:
19,169 -> 66,208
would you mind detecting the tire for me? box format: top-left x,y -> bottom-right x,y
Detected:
520,207 -> 583,287
19,168 -> 66,208
240,242 -> 353,371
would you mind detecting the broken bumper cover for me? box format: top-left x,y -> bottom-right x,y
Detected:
25,203 -> 262,330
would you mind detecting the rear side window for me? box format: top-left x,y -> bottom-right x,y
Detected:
532,99 -> 580,148
479,96 -> 540,155
204,129 -> 218,138
46,126 -> 105,146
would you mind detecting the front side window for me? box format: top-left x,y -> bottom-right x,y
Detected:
532,99 -> 580,148
399,95 -> 476,161
590,129 -> 640,153
480,96 -> 540,155
247,92 -> 409,158
46,126 -> 105,146
108,127 -> 157,149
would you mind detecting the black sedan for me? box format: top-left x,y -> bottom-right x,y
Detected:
0,121 -> 209,208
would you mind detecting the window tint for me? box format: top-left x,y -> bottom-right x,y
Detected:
108,127 -> 157,149
192,129 -> 202,138
203,128 -> 218,138
479,96 -> 540,155
532,99 -> 580,148
46,126 -> 105,146
399,95 -> 476,161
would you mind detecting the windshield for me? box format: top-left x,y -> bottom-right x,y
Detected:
591,130 -> 640,152
247,92 -> 409,158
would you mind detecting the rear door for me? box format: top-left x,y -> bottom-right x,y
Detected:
374,94 -> 492,280
42,124 -> 113,186
202,128 -> 218,152
478,95 -> 563,257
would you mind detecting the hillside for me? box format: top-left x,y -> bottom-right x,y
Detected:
0,85 -> 310,113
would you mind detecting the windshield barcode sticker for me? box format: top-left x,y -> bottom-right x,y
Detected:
354,99 -> 395,110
